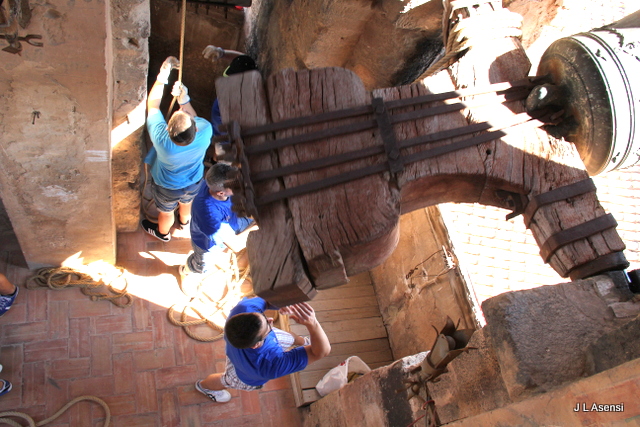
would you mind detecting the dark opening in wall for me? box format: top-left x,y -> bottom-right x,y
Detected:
148,0 -> 246,120
0,196 -> 28,269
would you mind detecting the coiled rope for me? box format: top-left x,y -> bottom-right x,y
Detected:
415,0 -> 523,81
0,395 -> 110,426
27,266 -> 133,308
167,250 -> 253,342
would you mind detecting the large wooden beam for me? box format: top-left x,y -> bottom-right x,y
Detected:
217,2 -> 627,305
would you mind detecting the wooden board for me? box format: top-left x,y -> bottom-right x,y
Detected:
217,71 -> 317,306
266,68 -> 401,289
279,272 -> 394,407
218,3 -> 627,303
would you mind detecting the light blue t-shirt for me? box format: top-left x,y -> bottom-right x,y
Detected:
145,109 -> 212,190
226,297 -> 309,387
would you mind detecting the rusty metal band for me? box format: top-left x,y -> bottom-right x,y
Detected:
251,145 -> 384,183
566,252 -> 629,281
255,162 -> 388,206
389,88 -> 529,124
402,113 -> 541,165
251,120 -> 494,183
242,104 -> 373,138
373,97 -> 403,174
540,214 -> 618,263
523,178 -> 596,228
245,119 -> 378,155
254,116 -> 540,206
245,90 -> 528,156
242,78 -> 536,138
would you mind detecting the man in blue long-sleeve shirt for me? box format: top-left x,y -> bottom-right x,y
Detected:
179,163 -> 255,290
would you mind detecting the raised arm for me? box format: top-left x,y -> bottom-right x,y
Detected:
280,303 -> 331,364
148,56 -> 180,112
171,81 -> 198,117
202,45 -> 245,62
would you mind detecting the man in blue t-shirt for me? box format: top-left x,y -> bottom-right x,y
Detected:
195,297 -> 331,403
141,56 -> 213,242
178,163 -> 255,292
202,45 -> 258,136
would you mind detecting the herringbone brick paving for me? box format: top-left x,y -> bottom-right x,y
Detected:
1,1 -> 637,424
0,228 -> 304,426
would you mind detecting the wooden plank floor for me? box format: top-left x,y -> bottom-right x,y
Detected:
279,272 -> 394,406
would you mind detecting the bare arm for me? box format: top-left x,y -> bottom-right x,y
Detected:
147,80 -> 166,112
280,303 -> 331,364
202,45 -> 246,62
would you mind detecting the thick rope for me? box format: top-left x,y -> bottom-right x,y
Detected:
167,0 -> 187,115
167,251 -> 252,342
414,0 -> 523,81
27,267 -> 133,308
0,395 -> 110,427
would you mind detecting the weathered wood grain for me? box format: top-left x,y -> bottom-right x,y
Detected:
216,71 -> 317,306
266,68 -> 401,289
446,1 -> 626,277
218,3 -> 627,302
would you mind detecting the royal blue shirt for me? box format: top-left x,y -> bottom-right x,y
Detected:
190,183 -> 254,251
226,297 -> 309,386
145,109 -> 212,190
211,99 -> 223,136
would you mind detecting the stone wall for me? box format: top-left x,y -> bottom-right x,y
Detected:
245,0 -> 444,89
110,0 -> 151,232
0,0 -> 116,267
370,207 -> 481,359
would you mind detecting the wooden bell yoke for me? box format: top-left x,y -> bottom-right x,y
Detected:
215,1 -> 628,306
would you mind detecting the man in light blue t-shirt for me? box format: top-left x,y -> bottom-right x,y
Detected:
194,298 -> 331,403
141,56 -> 212,242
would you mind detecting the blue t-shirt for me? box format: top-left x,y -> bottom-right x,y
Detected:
190,183 -> 254,251
226,297 -> 308,387
211,98 -> 223,136
145,109 -> 212,190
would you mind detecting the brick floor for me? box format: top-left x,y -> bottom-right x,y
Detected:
1,2 -> 638,425
0,228 -> 305,427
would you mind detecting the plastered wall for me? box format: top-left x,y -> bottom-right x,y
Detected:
0,0 -> 116,267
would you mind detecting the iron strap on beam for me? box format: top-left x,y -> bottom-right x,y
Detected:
539,213 -> 618,263
244,89 -> 530,156
522,178 -> 597,228
373,97 -> 403,174
254,115 -> 542,206
241,77 -> 539,140
566,252 -> 630,280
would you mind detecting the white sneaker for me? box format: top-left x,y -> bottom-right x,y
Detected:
195,380 -> 231,403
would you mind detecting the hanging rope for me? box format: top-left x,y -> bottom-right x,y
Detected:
167,0 -> 188,115
414,0 -> 523,81
27,267 -> 133,308
167,250 -> 253,342
0,395 -> 111,427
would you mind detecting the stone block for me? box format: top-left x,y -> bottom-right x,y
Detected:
585,315 -> 640,375
303,353 -> 428,427
482,275 -> 633,400
428,328 -> 512,424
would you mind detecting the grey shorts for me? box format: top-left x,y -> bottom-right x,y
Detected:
221,327 -> 295,391
150,178 -> 202,212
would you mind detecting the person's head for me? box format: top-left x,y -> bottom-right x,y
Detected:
224,312 -> 273,349
167,111 -> 196,145
223,55 -> 258,77
206,162 -> 236,200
